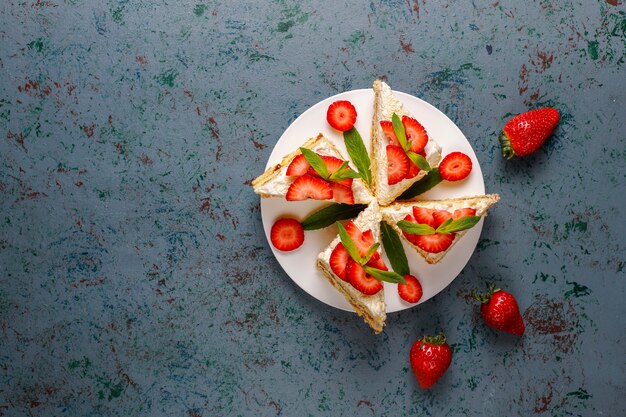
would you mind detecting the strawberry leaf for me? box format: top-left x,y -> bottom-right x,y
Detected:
407,151 -> 431,172
300,148 -> 330,179
343,127 -> 372,186
336,222 -> 362,264
380,221 -> 409,276
396,220 -> 436,235
392,113 -> 410,152
301,204 -> 366,230
435,215 -> 481,234
363,266 -> 406,284
398,168 -> 443,200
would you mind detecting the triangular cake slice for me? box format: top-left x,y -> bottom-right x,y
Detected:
252,133 -> 373,204
370,80 -> 442,206
317,202 -> 387,333
381,194 -> 500,264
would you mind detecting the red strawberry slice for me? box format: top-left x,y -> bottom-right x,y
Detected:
345,221 -> 374,256
327,100 -> 357,131
307,155 -> 353,188
330,182 -> 354,205
432,210 -> 453,228
366,252 -> 388,271
403,116 -> 429,153
439,152 -> 472,181
270,218 -> 304,251
286,154 -> 311,177
380,120 -> 401,147
346,259 -> 383,295
405,150 -> 427,179
286,174 -> 333,201
415,233 -> 456,253
412,207 -> 436,228
386,145 -> 409,185
330,243 -> 350,280
453,207 -> 477,219
402,214 -> 421,246
398,274 -> 423,303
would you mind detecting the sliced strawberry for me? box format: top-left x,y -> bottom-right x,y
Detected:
402,214 -> 421,246
380,120 -> 401,147
432,210 -> 453,228
307,155 -> 353,188
412,207 -> 436,228
270,218 -> 304,251
286,154 -> 311,177
403,116 -> 428,153
439,152 -> 472,181
366,252 -> 388,271
330,243 -> 350,280
398,274 -> 423,303
386,145 -> 409,185
344,221 -> 373,256
405,159 -> 420,179
346,259 -> 383,295
330,182 -> 354,205
453,207 -> 477,219
286,174 -> 333,201
327,100 -> 357,131
415,233 -> 456,253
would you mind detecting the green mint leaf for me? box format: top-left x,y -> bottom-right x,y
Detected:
396,220 -> 436,235
336,222 -> 362,263
407,151 -> 431,172
344,127 -> 372,186
380,221 -> 409,276
300,148 -> 329,179
363,266 -> 407,284
301,204 -> 367,230
328,161 -> 361,181
435,215 -> 481,234
392,113 -> 409,152
360,243 -> 380,266
398,168 -> 443,200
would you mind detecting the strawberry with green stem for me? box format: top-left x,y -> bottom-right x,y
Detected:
473,285 -> 525,336
410,333 -> 452,388
499,107 -> 560,159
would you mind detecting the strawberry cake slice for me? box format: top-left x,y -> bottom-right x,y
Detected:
251,133 -> 373,205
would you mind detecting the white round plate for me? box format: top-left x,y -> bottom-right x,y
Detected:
260,88 -> 485,313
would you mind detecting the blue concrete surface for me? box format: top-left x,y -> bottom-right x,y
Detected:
1,1 -> 625,416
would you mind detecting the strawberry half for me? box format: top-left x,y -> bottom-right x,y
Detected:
403,116 -> 428,153
330,243 -> 350,280
327,100 -> 357,132
366,252 -> 388,271
286,154 -> 311,177
329,182 -> 355,205
499,107 -> 559,159
285,174 -> 333,201
398,274 -> 423,303
402,214 -> 421,246
415,233 -> 456,253
439,152 -> 472,181
346,259 -> 383,295
270,218 -> 304,251
386,145 -> 409,185
380,120 -> 401,147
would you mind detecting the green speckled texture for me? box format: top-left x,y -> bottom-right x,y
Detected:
1,1 -> 624,416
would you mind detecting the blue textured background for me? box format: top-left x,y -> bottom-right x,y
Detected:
1,1 -> 625,416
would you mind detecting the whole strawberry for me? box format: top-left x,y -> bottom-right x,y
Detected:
498,107 -> 559,159
409,333 -> 452,389
474,285 -> 525,336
